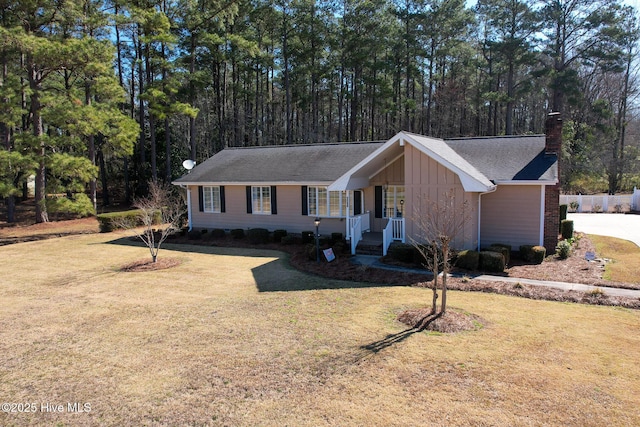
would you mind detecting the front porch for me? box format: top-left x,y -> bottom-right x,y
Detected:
347,213 -> 405,256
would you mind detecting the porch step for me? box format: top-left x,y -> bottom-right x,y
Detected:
355,231 -> 383,256
355,242 -> 383,256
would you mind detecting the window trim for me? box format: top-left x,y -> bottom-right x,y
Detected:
202,185 -> 222,213
306,187 -> 357,218
383,185 -> 405,218
251,185 -> 272,215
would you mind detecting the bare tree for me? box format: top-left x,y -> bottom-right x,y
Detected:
410,190 -> 472,326
122,181 -> 187,263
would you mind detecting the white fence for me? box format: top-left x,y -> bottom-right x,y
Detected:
560,187 -> 640,213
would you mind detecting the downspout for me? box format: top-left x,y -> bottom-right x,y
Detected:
477,186 -> 497,251
539,185 -> 545,247
187,186 -> 192,231
177,184 -> 193,231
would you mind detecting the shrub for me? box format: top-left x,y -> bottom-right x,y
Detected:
230,228 -> 245,239
47,193 -> 95,219
559,204 -> 568,231
556,240 -> 572,259
532,245 -> 546,264
489,243 -> 511,265
520,245 -> 546,264
97,209 -> 148,232
211,228 -> 226,238
561,219 -> 574,240
247,228 -> 270,244
273,229 -> 288,242
281,235 -> 296,245
569,201 -> 579,212
455,249 -> 479,270
479,251 -> 505,272
330,232 -> 344,245
301,231 -> 315,244
387,242 -> 416,264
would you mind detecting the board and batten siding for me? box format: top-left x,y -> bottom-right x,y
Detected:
188,185 -> 347,235
403,144 -> 479,250
480,185 -> 542,250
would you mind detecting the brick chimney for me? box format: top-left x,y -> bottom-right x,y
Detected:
545,112 -> 562,155
543,112 -> 562,253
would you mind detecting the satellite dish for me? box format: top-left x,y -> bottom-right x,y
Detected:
182,159 -> 196,171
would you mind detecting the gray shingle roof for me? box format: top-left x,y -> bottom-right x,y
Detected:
445,135 -> 558,182
173,134 -> 558,187
173,142 -> 385,184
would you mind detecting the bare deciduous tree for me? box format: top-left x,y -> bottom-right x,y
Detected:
120,181 -> 186,263
410,190 -> 472,327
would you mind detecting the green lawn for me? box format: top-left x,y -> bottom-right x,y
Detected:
1,232 -> 640,426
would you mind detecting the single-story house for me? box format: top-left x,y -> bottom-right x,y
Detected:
173,113 -> 562,255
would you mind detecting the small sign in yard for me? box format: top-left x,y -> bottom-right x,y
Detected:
323,248 -> 336,262
585,251 -> 596,261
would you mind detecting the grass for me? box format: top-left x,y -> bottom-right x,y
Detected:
1,233 -> 640,426
589,234 -> 640,285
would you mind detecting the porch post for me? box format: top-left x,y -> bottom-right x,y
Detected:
345,191 -> 350,240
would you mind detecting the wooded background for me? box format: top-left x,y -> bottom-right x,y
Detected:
2,0 -> 640,223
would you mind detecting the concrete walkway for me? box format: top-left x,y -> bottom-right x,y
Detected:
352,255 -> 640,299
569,213 -> 640,247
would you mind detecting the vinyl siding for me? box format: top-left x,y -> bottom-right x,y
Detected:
480,185 -> 542,250
403,144 -> 478,250
189,185 -> 348,235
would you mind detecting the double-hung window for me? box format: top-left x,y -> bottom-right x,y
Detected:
252,186 -> 271,214
202,186 -> 222,213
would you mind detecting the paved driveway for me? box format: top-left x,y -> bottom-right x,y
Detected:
568,213 -> 640,247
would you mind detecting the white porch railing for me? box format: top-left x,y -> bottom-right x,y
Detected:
350,216 -> 363,255
347,212 -> 370,240
382,218 -> 405,256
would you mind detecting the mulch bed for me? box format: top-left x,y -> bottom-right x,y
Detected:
167,232 -> 640,310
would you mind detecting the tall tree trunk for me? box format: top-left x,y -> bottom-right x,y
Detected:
86,83 -> 97,211
505,62 -> 514,135
282,10 -> 292,145
115,2 -> 131,204
27,58 -> 48,223
98,146 -> 110,206
189,37 -> 197,160
165,117 -> 171,181
1,53 -> 15,222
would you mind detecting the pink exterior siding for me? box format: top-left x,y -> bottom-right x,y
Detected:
403,144 -> 478,250
480,185 -> 542,250
189,185 -> 348,235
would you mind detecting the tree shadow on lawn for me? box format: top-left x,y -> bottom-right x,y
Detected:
359,327 -> 420,354
104,235 -> 286,259
104,236 -> 402,292
249,257 -> 402,292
